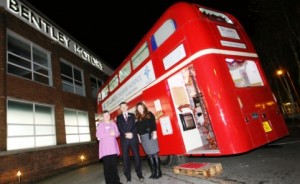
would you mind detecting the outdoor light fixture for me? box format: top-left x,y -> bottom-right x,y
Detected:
17,170 -> 21,183
276,69 -> 284,76
80,155 -> 85,162
276,69 -> 300,104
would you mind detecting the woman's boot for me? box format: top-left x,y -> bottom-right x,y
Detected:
153,154 -> 162,179
147,156 -> 155,179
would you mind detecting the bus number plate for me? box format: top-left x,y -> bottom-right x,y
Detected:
262,121 -> 272,132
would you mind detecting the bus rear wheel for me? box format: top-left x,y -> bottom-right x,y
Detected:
160,155 -> 172,166
160,155 -> 187,166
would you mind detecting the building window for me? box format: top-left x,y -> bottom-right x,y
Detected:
90,75 -> 103,98
7,32 -> 52,85
60,59 -> 85,96
64,109 -> 91,144
7,100 -> 56,151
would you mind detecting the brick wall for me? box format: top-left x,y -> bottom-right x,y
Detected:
0,9 -> 7,151
0,142 -> 99,184
0,6 -> 109,184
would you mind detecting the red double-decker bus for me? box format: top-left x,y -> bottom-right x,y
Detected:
97,2 -> 289,163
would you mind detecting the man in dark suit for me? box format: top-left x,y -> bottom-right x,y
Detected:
116,102 -> 144,182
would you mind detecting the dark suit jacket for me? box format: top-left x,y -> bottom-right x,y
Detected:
116,112 -> 138,143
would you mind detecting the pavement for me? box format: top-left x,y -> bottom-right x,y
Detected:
35,159 -> 217,184
35,118 -> 300,184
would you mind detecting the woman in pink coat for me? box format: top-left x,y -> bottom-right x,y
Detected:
96,110 -> 122,184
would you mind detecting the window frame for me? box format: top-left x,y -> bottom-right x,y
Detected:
109,75 -> 119,92
90,75 -> 103,98
7,30 -> 53,86
60,58 -> 86,96
6,99 -> 56,151
131,42 -> 149,69
64,108 -> 91,144
151,19 -> 177,51
119,61 -> 131,83
226,59 -> 264,88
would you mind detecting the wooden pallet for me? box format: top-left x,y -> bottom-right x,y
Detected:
173,162 -> 223,178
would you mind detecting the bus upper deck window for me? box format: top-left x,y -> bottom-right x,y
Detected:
119,62 -> 131,82
97,92 -> 102,103
226,59 -> 264,87
101,86 -> 108,100
199,7 -> 233,24
151,19 -> 177,51
109,75 -> 119,92
132,42 -> 149,69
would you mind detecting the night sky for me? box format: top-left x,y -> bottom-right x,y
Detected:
25,0 -> 251,69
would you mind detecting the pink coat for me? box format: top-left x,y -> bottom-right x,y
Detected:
96,121 -> 120,159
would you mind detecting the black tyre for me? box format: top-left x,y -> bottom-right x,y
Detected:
159,155 -> 172,166
160,155 -> 187,166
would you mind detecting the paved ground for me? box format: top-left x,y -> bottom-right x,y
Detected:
36,118 -> 300,184
35,159 -> 216,184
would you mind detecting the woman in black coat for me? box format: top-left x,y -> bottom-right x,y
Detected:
135,102 -> 162,179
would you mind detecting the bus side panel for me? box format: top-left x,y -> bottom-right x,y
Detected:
193,55 -> 255,154
141,80 -> 186,155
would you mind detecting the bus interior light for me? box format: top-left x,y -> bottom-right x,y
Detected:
225,58 -> 235,63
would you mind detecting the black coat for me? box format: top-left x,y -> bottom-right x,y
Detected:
116,112 -> 138,143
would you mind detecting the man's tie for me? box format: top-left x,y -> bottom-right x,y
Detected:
124,113 -> 128,121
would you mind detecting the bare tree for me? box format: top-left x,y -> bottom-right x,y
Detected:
279,0 -> 300,86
